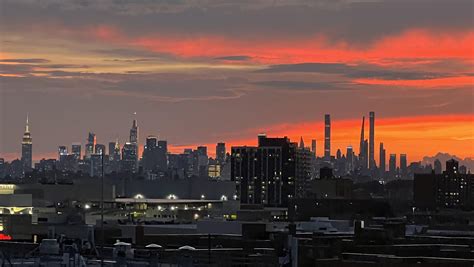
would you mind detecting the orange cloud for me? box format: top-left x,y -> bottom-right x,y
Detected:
85,26 -> 474,65
354,76 -> 474,88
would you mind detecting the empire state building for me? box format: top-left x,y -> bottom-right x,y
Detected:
21,114 -> 33,172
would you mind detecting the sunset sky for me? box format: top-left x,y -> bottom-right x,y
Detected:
0,0 -> 473,163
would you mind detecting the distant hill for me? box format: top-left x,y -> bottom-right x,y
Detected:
422,152 -> 473,172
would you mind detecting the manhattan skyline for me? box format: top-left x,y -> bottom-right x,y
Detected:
3,112 -> 473,167
1,0 -> 473,162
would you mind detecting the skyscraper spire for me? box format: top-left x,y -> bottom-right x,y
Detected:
25,113 -> 30,133
299,136 -> 305,149
21,113 -> 33,173
132,112 -> 138,128
359,116 -> 365,157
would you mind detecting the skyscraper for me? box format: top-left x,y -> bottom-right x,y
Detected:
21,114 -> 33,172
324,114 -> 331,160
231,135 -> 297,206
157,140 -> 168,171
400,154 -> 407,177
346,146 -> 354,173
108,142 -> 116,159
143,136 -> 158,171
296,144 -> 313,198
359,116 -> 368,170
109,140 -> 121,172
369,111 -> 375,170
95,144 -> 106,155
434,159 -> 442,174
379,143 -> 386,177
389,154 -> 397,175
311,139 -> 316,157
85,132 -> 96,158
58,146 -> 68,160
216,142 -> 226,164
71,143 -> 81,160
121,142 -> 138,173
129,115 -> 139,169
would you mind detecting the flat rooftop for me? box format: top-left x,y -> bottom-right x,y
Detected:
114,198 -> 224,204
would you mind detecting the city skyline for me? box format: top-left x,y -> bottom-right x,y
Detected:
3,112 -> 473,168
0,0 -> 473,164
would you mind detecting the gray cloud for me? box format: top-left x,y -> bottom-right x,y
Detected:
252,80 -> 344,91
214,55 -> 251,61
92,48 -> 174,59
1,0 -> 472,43
0,58 -> 50,64
259,62 -> 452,80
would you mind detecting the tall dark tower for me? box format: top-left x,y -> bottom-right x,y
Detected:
324,114 -> 331,160
85,132 -> 96,158
129,113 -> 139,168
379,142 -> 386,177
216,142 -> 226,164
130,113 -> 139,145
369,111 -> 375,170
359,116 -> 366,169
21,114 -> 33,173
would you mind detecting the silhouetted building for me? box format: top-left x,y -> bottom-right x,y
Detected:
231,146 -> 258,204
414,159 -> 473,209
129,116 -> 139,170
0,158 -> 5,179
434,159 -> 442,174
311,168 -> 353,199
122,142 -> 138,173
358,116 -> 367,171
389,154 -> 397,177
459,165 -> 467,174
311,139 -> 316,157
21,114 -> 33,174
379,143 -> 386,178
400,154 -> 407,178
94,144 -> 105,156
232,135 -> 297,206
296,145 -> 313,198
369,111 -> 375,170
157,140 -> 168,172
319,166 -> 333,179
71,143 -> 81,161
216,142 -> 226,164
85,132 -> 96,158
324,114 -> 331,160
57,146 -> 68,167
346,146 -> 354,173
90,153 -> 103,177
143,136 -> 158,171
108,140 -> 121,173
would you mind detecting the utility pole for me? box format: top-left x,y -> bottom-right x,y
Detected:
101,153 -> 105,266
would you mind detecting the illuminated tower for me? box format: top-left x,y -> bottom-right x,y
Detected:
21,114 -> 33,172
85,132 -> 96,158
369,111 -> 375,170
324,114 -> 331,160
